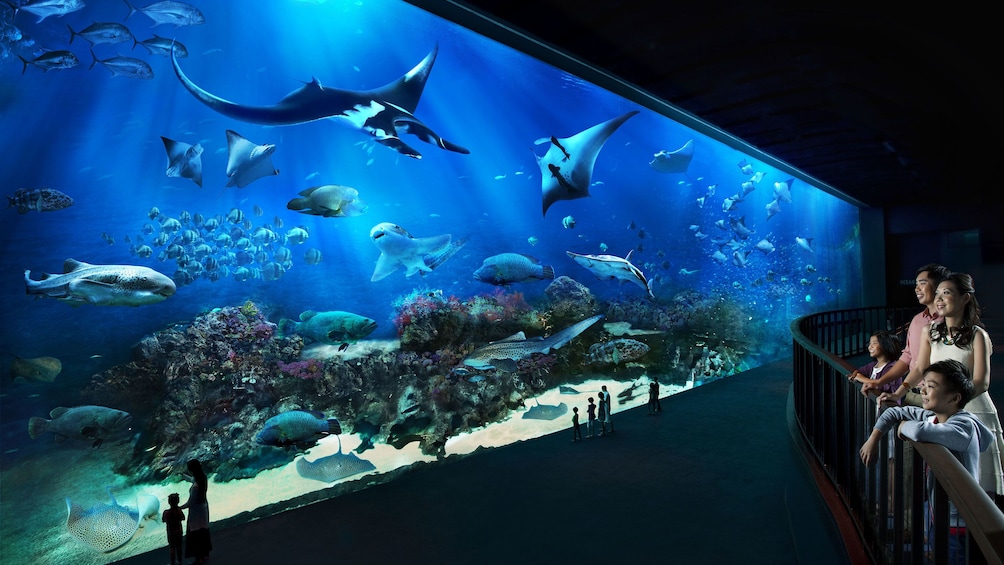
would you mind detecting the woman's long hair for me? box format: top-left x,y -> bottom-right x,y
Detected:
930,272 -> 985,348
187,459 -> 208,500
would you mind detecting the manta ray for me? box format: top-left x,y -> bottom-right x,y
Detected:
161,136 -> 203,187
171,44 -> 468,159
534,110 -> 638,217
369,222 -> 466,281
566,250 -> 654,299
225,130 -> 278,188
649,139 -> 694,173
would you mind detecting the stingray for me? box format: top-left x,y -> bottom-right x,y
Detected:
296,437 -> 376,483
558,385 -> 580,395
161,136 -> 203,187
65,487 -> 143,553
534,111 -> 638,217
521,399 -> 568,420
649,139 -> 694,173
225,129 -> 278,188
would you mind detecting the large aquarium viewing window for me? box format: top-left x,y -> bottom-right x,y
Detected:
0,0 -> 863,562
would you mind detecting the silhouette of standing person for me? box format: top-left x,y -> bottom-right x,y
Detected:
571,406 -> 582,442
162,493 -> 185,565
586,397 -> 597,438
598,391 -> 608,436
601,385 -> 614,433
179,459 -> 212,565
648,381 -> 659,414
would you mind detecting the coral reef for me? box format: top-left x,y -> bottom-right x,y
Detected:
77,282 -> 771,487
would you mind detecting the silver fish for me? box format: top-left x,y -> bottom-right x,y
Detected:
462,314 -> 603,372
124,0 -> 204,27
89,50 -> 153,79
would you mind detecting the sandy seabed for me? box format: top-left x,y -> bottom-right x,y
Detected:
0,376 -> 689,565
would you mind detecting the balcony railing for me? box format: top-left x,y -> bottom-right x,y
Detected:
791,307 -> 1004,564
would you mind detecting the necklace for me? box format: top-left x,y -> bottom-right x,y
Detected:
942,329 -> 957,346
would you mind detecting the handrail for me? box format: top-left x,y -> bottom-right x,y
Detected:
791,306 -> 1004,564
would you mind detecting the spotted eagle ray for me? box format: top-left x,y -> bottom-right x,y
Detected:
522,399 -> 568,420
462,314 -> 603,372
225,130 -> 278,188
296,436 -> 376,483
649,139 -> 694,173
533,111 -> 638,217
161,136 -> 203,187
566,250 -> 654,299
171,44 -> 468,159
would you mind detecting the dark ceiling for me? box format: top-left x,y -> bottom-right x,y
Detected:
422,0 -> 1001,211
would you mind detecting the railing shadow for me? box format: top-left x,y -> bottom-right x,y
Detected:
792,307 -> 1004,564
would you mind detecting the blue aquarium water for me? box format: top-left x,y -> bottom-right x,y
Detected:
0,0 -> 862,562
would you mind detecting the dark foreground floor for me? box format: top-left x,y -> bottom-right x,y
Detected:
121,358 -> 852,565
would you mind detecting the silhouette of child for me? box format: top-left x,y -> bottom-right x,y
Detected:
162,493 -> 185,565
572,406 -> 582,442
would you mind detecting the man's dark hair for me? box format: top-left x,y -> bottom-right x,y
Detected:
924,359 -> 975,408
917,263 -> 950,286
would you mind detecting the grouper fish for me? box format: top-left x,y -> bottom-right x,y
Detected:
256,409 -> 342,449
28,405 -> 133,447
278,310 -> 377,350
24,259 -> 176,306
463,314 -> 603,372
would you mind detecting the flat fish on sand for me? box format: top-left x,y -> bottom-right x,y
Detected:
522,400 -> 568,420
296,438 -> 376,483
65,488 -> 142,552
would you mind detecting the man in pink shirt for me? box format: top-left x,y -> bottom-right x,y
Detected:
862,263 -> 950,407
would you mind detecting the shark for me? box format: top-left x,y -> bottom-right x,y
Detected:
566,250 -> 654,299
161,136 -> 203,187
171,44 -> 468,159
24,258 -> 176,306
534,111 -> 638,217
225,130 -> 278,188
649,139 -> 694,174
462,314 -> 603,372
369,222 -> 466,281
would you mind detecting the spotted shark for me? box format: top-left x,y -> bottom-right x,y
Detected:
566,250 -> 654,299
171,44 -> 468,159
369,222 -> 466,281
534,111 -> 638,217
161,136 -> 203,187
462,314 -> 603,372
25,258 -> 176,306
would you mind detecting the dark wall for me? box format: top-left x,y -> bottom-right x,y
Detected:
883,203 -> 1004,329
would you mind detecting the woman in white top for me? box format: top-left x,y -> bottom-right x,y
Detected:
884,272 -> 1004,495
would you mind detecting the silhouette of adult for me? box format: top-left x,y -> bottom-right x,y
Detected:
179,459 -> 212,564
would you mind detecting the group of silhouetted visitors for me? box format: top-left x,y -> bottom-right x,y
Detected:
572,381 -> 662,442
